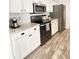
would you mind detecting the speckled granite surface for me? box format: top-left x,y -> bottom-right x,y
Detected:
9,23 -> 39,34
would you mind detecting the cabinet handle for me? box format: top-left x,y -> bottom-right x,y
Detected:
24,10 -> 26,11
52,22 -> 54,23
21,9 -> 23,11
29,34 -> 32,37
41,24 -> 45,26
21,33 -> 25,35
34,28 -> 36,30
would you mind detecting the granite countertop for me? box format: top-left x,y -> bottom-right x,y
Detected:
50,18 -> 58,21
9,23 -> 39,34
9,18 -> 57,34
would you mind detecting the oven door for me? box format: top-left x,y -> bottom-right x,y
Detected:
40,23 -> 51,41
45,22 -> 51,34
40,23 -> 51,45
40,24 -> 46,37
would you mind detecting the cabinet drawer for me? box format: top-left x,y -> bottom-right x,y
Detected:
10,25 -> 40,41
51,19 -> 58,27
51,19 -> 58,23
11,31 -> 27,41
28,25 -> 40,33
55,19 -> 58,22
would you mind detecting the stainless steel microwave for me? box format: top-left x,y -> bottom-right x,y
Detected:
33,3 -> 46,13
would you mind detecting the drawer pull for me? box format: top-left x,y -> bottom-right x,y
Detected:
52,22 -> 54,23
24,10 -> 26,11
21,33 -> 25,35
34,28 -> 36,30
29,34 -> 32,37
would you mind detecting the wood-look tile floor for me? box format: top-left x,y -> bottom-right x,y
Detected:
24,29 -> 70,59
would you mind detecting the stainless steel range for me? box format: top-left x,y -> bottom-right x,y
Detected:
31,15 -> 51,45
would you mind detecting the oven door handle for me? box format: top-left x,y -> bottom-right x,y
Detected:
40,24 -> 46,27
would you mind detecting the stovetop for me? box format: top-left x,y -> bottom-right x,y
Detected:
31,15 -> 51,25
32,20 -> 51,25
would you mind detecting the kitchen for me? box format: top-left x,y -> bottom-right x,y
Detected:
9,0 -> 70,59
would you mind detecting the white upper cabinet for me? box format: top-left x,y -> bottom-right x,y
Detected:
40,0 -> 46,4
33,0 -> 45,4
45,0 -> 50,12
49,0 -> 53,12
9,0 -> 33,13
9,0 -> 22,13
22,0 -> 33,13
33,0 -> 39,3
46,0 -> 53,12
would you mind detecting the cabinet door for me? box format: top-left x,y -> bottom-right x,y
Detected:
46,0 -> 53,12
23,0 -> 33,12
51,21 -> 56,35
49,0 -> 53,12
33,0 -> 39,3
13,40 -> 21,59
54,19 -> 58,33
40,0 -> 46,4
16,36 -> 30,59
29,30 -> 41,52
9,0 -> 22,13
51,19 -> 58,35
9,40 -> 15,59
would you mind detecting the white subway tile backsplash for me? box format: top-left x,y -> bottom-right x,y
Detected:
9,13 -> 31,25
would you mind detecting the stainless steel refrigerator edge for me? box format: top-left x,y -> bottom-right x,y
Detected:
53,4 -> 66,32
